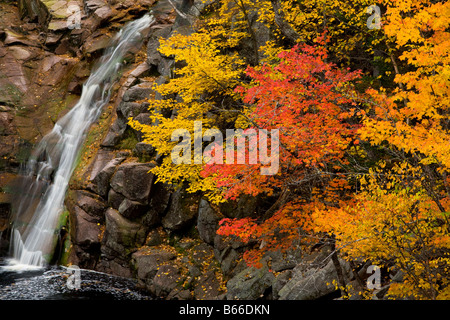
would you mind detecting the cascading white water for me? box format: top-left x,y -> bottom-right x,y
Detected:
4,14 -> 154,271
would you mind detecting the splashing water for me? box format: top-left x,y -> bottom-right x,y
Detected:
4,14 -> 154,271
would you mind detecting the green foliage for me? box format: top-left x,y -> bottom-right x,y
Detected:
116,127 -> 139,150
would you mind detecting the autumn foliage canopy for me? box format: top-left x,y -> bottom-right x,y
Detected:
131,0 -> 450,299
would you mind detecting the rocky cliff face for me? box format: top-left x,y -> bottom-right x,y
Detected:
0,0 -> 157,248
0,0 -> 390,300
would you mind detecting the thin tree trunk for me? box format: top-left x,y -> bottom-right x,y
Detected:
270,0 -> 300,43
330,241 -> 348,297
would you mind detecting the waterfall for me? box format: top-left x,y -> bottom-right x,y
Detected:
4,14 -> 154,271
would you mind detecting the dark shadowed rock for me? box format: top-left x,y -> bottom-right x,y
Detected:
117,101 -> 143,120
118,198 -> 148,220
146,24 -> 172,67
193,269 -> 223,300
17,0 -> 49,25
273,270 -> 293,299
226,266 -> 275,300
95,258 -> 132,278
88,150 -> 116,187
107,188 -> 126,210
152,264 -> 183,298
74,190 -> 107,220
213,245 -> 246,278
197,199 -> 223,245
103,208 -> 147,257
122,83 -> 154,102
133,142 -> 155,157
109,162 -> 155,203
132,112 -> 152,141
141,182 -> 171,228
219,194 -> 260,219
189,243 -> 214,267
92,157 -> 126,197
70,205 -> 101,248
157,58 -> 174,78
144,228 -> 164,246
0,112 -> 16,135
277,259 -> 352,300
161,189 -> 200,231
101,120 -> 127,147
131,246 -> 176,285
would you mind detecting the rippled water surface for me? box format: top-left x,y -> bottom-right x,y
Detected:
0,258 -> 152,300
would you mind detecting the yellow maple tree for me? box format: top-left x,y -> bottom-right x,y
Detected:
314,0 -> 450,299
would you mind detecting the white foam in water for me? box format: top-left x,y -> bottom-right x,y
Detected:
2,230 -> 44,271
4,14 -> 154,271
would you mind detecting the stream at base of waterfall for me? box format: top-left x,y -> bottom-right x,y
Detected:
0,258 -> 152,299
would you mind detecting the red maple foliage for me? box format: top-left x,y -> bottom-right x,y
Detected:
204,42 -> 362,267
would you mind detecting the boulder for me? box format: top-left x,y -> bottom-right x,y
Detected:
197,199 -> 223,245
161,189 -> 200,231
2,29 -> 37,47
0,112 -> 16,136
45,33 -> 63,46
226,265 -> 275,300
122,83 -> 154,102
152,264 -> 184,298
131,246 -> 177,284
107,188 -> 126,210
272,270 -> 292,299
74,190 -> 107,220
109,162 -> 155,203
277,258 -> 352,300
117,101 -> 139,119
118,198 -> 148,220
142,182 -> 171,228
87,150 -> 116,186
93,6 -> 113,23
193,270 -> 223,300
8,46 -> 32,61
0,53 -> 29,94
95,257 -> 132,278
144,228 -> 164,246
189,243 -> 215,267
84,0 -> 107,13
17,0 -> 49,25
47,20 -> 70,32
92,157 -> 126,197
133,142 -> 155,158
101,119 -> 127,147
156,58 -> 174,78
213,233 -> 248,277
265,249 -> 302,273
82,33 -> 112,54
214,246 -> 243,277
129,62 -> 151,78
70,205 -> 101,248
102,207 -> 147,257
131,113 -> 152,141
219,193 -> 260,219
146,24 -> 172,67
